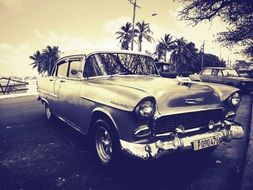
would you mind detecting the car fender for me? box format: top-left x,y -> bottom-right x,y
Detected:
90,107 -> 119,131
199,82 -> 240,101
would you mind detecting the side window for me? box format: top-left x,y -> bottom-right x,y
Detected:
222,70 -> 228,77
211,69 -> 223,76
212,69 -> 218,76
68,59 -> 82,78
56,61 -> 68,78
84,55 -> 105,77
217,70 -> 223,76
202,69 -> 212,75
84,56 -> 96,77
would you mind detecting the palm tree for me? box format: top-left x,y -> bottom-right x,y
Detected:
184,42 -> 200,72
30,51 -> 44,73
30,46 -> 60,75
135,21 -> 153,52
170,37 -> 189,72
116,22 -> 132,50
42,46 -> 60,75
155,34 -> 175,61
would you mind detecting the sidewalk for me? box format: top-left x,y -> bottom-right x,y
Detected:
0,92 -> 38,100
241,94 -> 253,190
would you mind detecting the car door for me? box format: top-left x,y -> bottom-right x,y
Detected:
200,68 -> 213,82
211,69 -> 224,85
41,66 -> 58,113
51,59 -> 69,117
56,57 -> 84,129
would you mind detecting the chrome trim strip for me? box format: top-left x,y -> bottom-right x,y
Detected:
225,111 -> 236,120
38,89 -> 58,98
185,98 -> 205,105
81,96 -> 133,111
185,127 -> 202,133
81,96 -> 115,108
120,125 -> 243,160
55,114 -> 86,135
155,132 -> 173,137
134,125 -> 151,138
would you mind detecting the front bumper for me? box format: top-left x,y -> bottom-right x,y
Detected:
120,122 -> 244,160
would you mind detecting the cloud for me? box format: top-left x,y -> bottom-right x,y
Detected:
0,43 -> 13,50
34,30 -> 120,53
0,43 -> 37,77
0,29 -> 122,77
0,0 -> 24,10
103,16 -> 131,33
1,15 -> 247,78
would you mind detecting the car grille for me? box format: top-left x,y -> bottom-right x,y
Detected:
153,109 -> 223,135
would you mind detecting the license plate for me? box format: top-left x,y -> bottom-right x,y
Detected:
193,136 -> 219,151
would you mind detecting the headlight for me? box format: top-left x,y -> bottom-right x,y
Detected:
229,92 -> 241,106
135,99 -> 156,119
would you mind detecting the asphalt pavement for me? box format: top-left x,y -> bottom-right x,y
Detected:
0,95 -> 252,190
241,95 -> 253,190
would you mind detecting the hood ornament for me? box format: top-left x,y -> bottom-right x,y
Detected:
185,98 -> 205,105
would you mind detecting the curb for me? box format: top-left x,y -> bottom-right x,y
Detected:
241,94 -> 253,190
0,92 -> 38,100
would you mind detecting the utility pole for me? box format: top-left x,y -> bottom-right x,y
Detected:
128,0 -> 141,51
201,41 -> 205,70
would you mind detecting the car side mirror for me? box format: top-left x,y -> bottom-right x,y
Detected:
71,69 -> 78,76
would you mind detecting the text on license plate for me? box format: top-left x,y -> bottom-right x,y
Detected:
193,136 -> 219,151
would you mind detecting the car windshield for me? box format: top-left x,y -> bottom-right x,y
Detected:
84,53 -> 159,77
223,69 -> 239,77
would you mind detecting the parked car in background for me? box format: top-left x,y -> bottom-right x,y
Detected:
155,61 -> 193,78
189,67 -> 253,93
237,69 -> 253,79
37,51 -> 244,166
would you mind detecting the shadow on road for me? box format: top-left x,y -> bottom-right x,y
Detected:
39,119 -> 216,190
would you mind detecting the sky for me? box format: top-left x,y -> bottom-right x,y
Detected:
0,0 -> 246,77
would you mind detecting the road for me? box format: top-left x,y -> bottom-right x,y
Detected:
0,95 -> 252,190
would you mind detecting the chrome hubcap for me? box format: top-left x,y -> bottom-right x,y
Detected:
95,126 -> 112,164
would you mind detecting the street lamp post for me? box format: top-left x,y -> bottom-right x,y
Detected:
128,0 -> 141,51
201,41 -> 205,70
128,1 -> 157,51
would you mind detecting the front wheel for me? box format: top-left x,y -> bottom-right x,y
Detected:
94,119 -> 120,166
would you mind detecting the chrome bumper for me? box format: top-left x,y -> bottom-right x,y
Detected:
120,123 -> 244,160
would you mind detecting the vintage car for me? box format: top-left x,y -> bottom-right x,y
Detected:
237,69 -> 253,79
37,50 -> 244,166
189,67 -> 253,93
155,61 -> 193,78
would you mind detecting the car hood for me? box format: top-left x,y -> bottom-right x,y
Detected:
86,75 -> 226,114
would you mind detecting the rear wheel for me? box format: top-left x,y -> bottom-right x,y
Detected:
93,118 -> 120,166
